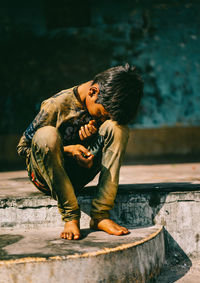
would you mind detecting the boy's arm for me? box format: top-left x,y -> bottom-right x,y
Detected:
17,99 -> 58,158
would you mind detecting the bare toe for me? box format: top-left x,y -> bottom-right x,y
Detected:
67,232 -> 73,240
61,232 -> 67,239
61,219 -> 80,240
120,229 -> 129,235
74,234 -> 80,240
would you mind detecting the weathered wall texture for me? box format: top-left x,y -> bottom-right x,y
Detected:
92,1 -> 200,128
0,0 -> 199,135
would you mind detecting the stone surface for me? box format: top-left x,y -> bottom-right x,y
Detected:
0,163 -> 200,258
0,226 -> 160,259
156,259 -> 200,283
0,163 -> 200,282
1,163 -> 200,197
0,226 -> 164,283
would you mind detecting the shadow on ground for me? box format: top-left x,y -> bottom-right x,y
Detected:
155,229 -> 192,283
0,234 -> 24,258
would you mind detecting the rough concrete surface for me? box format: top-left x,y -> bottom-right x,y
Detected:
0,226 -> 164,283
0,163 -> 200,282
156,259 -> 200,283
0,163 -> 199,257
1,163 -> 200,196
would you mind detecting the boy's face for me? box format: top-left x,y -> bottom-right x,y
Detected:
86,84 -> 110,123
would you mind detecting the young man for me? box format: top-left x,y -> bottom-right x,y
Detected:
17,64 -> 143,240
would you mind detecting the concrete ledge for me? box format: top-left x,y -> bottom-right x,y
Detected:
0,226 -> 164,283
0,163 -> 199,258
0,188 -> 199,258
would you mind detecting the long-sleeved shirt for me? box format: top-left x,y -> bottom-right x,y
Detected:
17,86 -> 93,158
17,85 -> 129,221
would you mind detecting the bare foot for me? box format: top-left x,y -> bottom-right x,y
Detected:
60,219 -> 80,240
90,218 -> 130,236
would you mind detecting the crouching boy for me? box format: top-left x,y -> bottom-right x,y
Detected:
17,64 -> 143,240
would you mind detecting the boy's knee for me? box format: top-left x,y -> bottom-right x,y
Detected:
32,126 -> 62,152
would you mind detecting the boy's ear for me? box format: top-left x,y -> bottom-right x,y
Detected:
88,85 -> 100,98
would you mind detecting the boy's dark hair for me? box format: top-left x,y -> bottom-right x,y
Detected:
92,64 -> 143,125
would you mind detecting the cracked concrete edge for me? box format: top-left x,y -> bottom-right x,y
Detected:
0,226 -> 163,265
1,190 -> 200,209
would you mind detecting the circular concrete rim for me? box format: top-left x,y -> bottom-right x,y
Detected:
0,226 -> 163,266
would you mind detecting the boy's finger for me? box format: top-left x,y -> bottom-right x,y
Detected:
80,126 -> 87,139
77,155 -> 92,168
89,120 -> 97,126
78,145 -> 91,156
87,155 -> 94,160
79,130 -> 84,141
78,153 -> 92,163
80,155 -> 93,168
85,156 -> 94,168
89,125 -> 97,134
84,125 -> 91,136
79,153 -> 94,162
76,154 -> 86,164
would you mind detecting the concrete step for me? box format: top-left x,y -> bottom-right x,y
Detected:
0,225 -> 164,283
1,163 -> 200,282
1,163 -> 200,258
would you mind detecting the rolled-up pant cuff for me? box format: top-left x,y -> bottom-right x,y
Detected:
61,208 -> 81,222
90,211 -> 110,220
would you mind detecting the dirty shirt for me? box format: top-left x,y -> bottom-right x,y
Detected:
17,86 -> 93,158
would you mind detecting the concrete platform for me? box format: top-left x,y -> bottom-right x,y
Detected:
0,226 -> 164,283
0,163 -> 200,282
1,163 -> 200,198
0,163 -> 200,256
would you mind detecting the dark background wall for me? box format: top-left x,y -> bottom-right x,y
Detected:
0,0 -> 200,169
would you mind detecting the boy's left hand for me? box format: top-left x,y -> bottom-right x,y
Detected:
79,120 -> 98,141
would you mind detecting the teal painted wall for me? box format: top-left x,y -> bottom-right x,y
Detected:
0,0 -> 200,133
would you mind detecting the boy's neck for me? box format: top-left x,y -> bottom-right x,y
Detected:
77,81 -> 93,104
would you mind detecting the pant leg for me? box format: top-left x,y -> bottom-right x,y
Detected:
64,137 -> 103,191
28,126 -> 80,222
90,120 -> 129,220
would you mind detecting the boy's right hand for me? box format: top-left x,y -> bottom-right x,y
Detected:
64,145 -> 94,169
79,120 -> 98,141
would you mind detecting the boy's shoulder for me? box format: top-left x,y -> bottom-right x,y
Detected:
41,86 -> 79,110
52,86 -> 75,99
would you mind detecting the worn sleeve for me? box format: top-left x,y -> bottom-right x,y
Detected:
90,121 -> 129,219
17,99 -> 58,158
